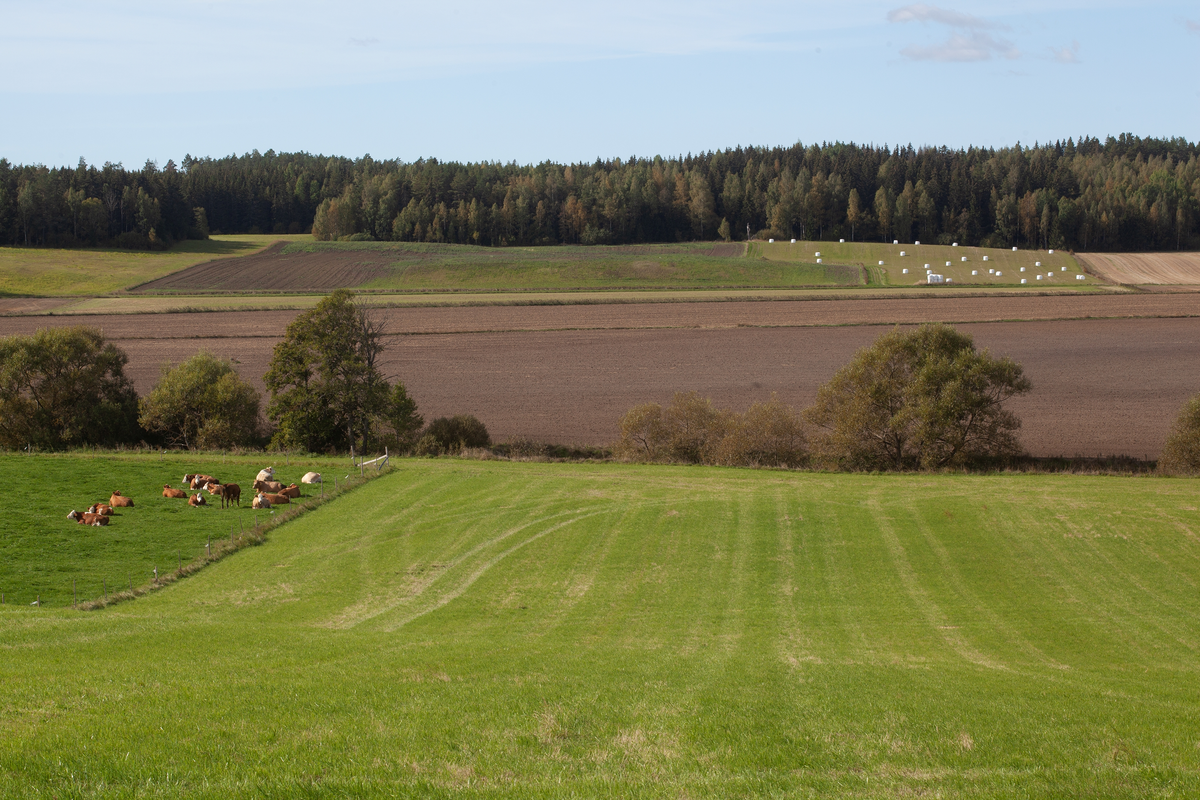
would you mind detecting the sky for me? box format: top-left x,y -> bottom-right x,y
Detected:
2,0 -> 1197,168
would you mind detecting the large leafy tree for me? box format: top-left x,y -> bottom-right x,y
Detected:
0,326 -> 140,449
138,351 -> 261,449
265,290 -> 420,453
805,324 -> 1031,470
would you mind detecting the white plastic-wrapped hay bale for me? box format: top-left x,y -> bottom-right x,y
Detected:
1049,249 -> 1055,254
839,238 -> 845,243
996,271 -> 1002,276
946,278 -> 952,283
790,238 -> 796,244
1012,246 -> 1018,251
972,270 -> 978,275
879,260 -> 884,266
928,274 -> 944,284
1020,267 -> 1026,272
983,255 -> 989,261
952,242 -> 958,246
893,239 -> 898,244
914,240 -> 920,245
900,250 -> 906,256
925,263 -> 930,269
1021,278 -> 1027,284
816,258 -> 822,264
961,256 -> 967,261
902,268 -> 908,274
769,238 -> 774,243
1076,274 -> 1085,280
989,268 -> 994,274
1036,275 -> 1042,280
815,251 -> 821,257
945,261 -> 951,267
1035,261 -> 1041,267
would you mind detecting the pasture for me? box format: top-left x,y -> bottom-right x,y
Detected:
0,235 -> 305,297
1,457 -> 1199,797
752,239 -> 1093,287
131,240 -> 865,293
0,452 -> 353,608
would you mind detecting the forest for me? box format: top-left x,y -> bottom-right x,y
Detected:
1,134 -> 1196,252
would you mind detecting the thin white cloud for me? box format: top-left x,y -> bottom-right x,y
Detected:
1050,40 -> 1080,63
886,4 -> 1003,31
889,4 -> 1020,62
1185,19 -> 1200,35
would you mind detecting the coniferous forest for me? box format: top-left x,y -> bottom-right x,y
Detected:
2,134 -> 1197,252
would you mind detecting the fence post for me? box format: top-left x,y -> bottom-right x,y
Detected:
103,579 -> 107,600
73,579 -> 76,609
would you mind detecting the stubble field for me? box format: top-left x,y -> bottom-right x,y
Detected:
1076,251 -> 1200,284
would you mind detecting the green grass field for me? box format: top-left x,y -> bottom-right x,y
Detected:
281,240 -> 863,291
752,239 -> 1096,287
2,455 -> 1199,797
0,235 -> 307,297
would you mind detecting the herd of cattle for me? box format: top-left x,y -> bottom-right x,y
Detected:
66,467 -> 323,527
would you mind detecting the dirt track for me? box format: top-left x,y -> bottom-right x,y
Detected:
2,298 -> 1197,458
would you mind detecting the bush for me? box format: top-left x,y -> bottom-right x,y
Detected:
1159,395 -> 1200,474
614,392 -> 807,468
0,326 -> 140,449
424,415 -> 490,453
138,351 -> 261,449
805,324 -> 1031,470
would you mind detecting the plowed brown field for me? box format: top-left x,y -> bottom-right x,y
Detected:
2,296 -> 1196,459
1078,252 -> 1200,284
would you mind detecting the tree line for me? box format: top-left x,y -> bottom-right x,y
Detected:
2,134 -> 1198,252
0,292 -> 478,456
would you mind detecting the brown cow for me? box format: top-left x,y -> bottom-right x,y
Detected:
253,479 -> 284,493
67,510 -> 109,526
188,492 -> 206,507
252,492 -> 271,509
87,503 -> 114,516
279,483 -> 301,499
261,492 -> 289,505
163,484 -> 187,499
214,483 -> 241,509
190,474 -> 217,491
109,491 -> 134,508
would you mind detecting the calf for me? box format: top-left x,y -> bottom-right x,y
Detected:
252,492 -> 271,509
109,491 -> 134,508
279,483 -> 301,499
67,510 -> 109,526
188,492 -> 207,507
253,479 -> 284,493
215,482 -> 242,509
163,484 -> 187,499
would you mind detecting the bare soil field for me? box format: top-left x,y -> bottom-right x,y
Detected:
132,242 -> 398,292
2,299 -> 1197,459
1078,252 -> 1200,284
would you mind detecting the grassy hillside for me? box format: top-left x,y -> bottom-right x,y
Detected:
0,234 -> 307,297
752,239 -> 1096,287
278,240 -> 862,291
2,458 -> 1199,797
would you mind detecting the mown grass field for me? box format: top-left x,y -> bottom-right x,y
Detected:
0,235 -> 307,297
2,456 -> 1199,797
0,452 -> 353,607
279,240 -> 863,291
752,239 -> 1094,287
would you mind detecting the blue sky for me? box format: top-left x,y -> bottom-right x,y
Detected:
3,0 -> 1197,168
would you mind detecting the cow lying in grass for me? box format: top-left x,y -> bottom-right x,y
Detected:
279,484 -> 301,499
252,492 -> 271,509
261,492 -> 290,505
87,503 -> 114,516
188,493 -> 206,507
109,491 -> 134,508
163,484 -> 187,499
301,472 -> 321,484
67,510 -> 109,526
253,479 -> 284,494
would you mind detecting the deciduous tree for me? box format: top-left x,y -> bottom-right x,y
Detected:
138,351 -> 261,449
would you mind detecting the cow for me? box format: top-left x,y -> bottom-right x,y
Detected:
214,483 -> 241,509
279,483 -> 301,499
87,503 -> 114,516
255,468 -> 275,483
109,491 -> 134,508
252,492 -> 271,510
262,492 -> 289,505
203,481 -> 223,495
188,492 -> 206,507
253,479 -> 284,493
163,484 -> 187,499
67,510 -> 109,526
301,472 -> 322,484
189,474 -> 217,491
